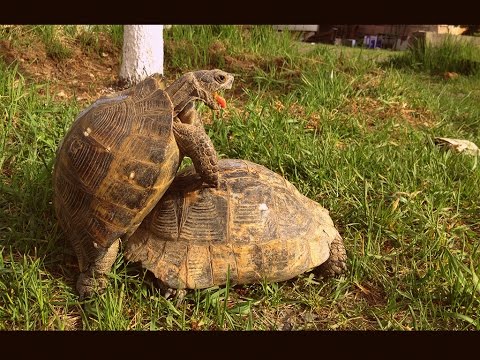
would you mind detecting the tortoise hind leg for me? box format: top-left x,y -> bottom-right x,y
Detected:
173,121 -> 219,187
314,234 -> 347,278
73,237 -> 120,300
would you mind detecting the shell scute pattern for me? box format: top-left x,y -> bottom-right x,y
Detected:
53,79 -> 177,249
178,191 -> 229,243
124,159 -> 346,290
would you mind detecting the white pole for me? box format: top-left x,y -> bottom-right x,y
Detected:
119,25 -> 164,86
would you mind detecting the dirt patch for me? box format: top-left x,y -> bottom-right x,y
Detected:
273,99 -> 323,130
342,95 -> 437,129
0,32 -> 122,106
351,281 -> 387,307
339,71 -> 438,129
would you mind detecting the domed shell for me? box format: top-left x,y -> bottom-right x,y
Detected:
53,76 -> 181,252
124,159 -> 342,289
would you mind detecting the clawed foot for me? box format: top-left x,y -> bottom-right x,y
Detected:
201,173 -> 219,188
176,173 -> 219,191
155,279 -> 187,301
76,272 -> 108,300
164,288 -> 187,301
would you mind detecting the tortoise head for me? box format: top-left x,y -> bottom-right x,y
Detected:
166,69 -> 234,115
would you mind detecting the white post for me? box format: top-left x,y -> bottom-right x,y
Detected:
119,25 -> 164,86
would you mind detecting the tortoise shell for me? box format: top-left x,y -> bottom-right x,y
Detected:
53,76 -> 180,254
124,159 -> 346,290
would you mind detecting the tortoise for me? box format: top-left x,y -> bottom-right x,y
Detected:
53,69 -> 234,298
124,159 -> 347,293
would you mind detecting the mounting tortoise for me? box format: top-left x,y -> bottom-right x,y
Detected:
124,159 -> 347,292
53,69 -> 234,298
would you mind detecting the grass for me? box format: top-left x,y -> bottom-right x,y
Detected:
386,34 -> 480,76
1,25 -> 480,330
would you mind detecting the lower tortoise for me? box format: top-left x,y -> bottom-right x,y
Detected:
124,159 -> 347,291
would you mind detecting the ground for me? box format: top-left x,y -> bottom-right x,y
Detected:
0,27 -> 120,104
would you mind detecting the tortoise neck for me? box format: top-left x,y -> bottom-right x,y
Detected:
165,73 -> 197,116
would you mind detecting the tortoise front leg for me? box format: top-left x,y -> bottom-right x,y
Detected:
75,238 -> 120,300
173,121 -> 219,188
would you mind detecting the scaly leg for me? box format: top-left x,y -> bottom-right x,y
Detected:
74,237 -> 120,300
314,234 -> 347,277
173,121 -> 219,187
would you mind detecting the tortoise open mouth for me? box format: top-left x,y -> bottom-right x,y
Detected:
214,92 -> 227,108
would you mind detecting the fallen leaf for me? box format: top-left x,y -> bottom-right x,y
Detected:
434,137 -> 480,156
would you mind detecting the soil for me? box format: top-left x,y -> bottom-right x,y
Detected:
0,32 -> 266,111
0,34 -> 122,106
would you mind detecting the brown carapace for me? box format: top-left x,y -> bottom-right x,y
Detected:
124,159 -> 347,291
53,70 -> 234,298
